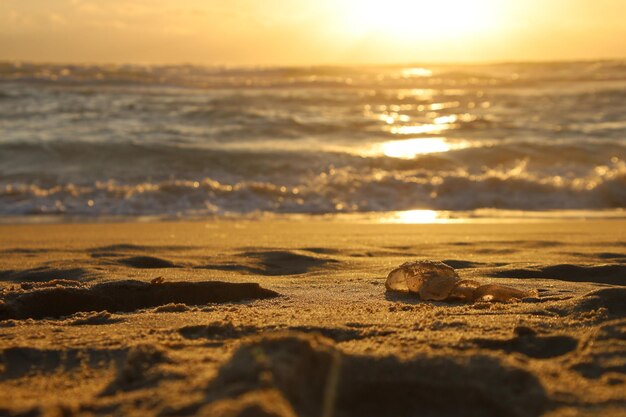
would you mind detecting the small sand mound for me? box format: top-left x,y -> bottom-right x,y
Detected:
210,333 -> 338,417
179,322 -> 257,340
577,288 -> 626,316
153,303 -> 190,313
286,326 -> 376,342
18,279 -> 83,290
0,280 -> 279,320
202,332 -> 548,417
68,311 -> 122,326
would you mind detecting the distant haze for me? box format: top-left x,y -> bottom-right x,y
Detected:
1,0 -> 625,65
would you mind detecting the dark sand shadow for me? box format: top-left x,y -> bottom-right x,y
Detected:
0,280 -> 279,320
0,347 -> 127,381
472,327 -> 578,359
178,323 -> 394,343
562,252 -> 626,263
441,259 -> 493,269
118,256 -> 180,269
0,267 -> 89,283
490,264 -> 626,285
90,244 -> 195,253
199,250 -> 339,276
384,291 -> 433,305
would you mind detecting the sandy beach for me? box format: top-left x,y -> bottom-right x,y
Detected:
0,219 -> 624,417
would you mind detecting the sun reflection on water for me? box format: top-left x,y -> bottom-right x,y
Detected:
401,68 -> 433,78
381,210 -> 443,224
380,138 -> 450,157
390,124 -> 450,135
372,137 -> 468,158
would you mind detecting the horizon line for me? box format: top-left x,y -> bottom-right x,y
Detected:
2,56 -> 625,69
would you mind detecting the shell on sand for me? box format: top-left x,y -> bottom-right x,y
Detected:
385,261 -> 460,301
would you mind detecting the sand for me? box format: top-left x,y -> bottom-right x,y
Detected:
0,220 -> 625,417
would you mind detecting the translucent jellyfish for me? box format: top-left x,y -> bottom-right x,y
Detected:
385,261 -> 460,301
470,284 -> 537,303
386,261 -> 536,303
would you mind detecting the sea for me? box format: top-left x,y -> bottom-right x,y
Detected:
1,60 -> 625,222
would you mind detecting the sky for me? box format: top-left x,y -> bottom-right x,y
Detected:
1,0 -> 625,65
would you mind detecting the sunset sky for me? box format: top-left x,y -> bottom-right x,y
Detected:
1,0 -> 625,65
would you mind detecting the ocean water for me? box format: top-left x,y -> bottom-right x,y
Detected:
0,61 -> 625,220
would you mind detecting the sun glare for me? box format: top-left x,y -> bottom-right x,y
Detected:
341,0 -> 499,40
380,138 -> 450,157
381,209 -> 443,224
372,137 -> 468,159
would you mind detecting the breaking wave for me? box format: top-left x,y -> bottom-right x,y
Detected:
1,60 -> 625,218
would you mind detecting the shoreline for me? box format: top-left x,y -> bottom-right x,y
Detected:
1,208 -> 625,225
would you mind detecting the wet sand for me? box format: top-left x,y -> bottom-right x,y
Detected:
0,220 -> 625,417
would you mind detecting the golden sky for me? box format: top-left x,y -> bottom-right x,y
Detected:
1,0 -> 625,65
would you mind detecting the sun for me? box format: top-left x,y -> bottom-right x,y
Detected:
341,0 -> 500,40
